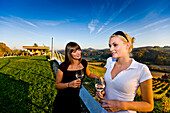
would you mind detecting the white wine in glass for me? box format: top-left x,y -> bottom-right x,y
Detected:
95,83 -> 105,92
95,77 -> 105,104
75,69 -> 84,79
75,69 -> 84,88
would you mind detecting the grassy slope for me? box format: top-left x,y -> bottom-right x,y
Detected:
0,56 -> 57,113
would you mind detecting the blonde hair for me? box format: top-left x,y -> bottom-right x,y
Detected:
110,31 -> 135,53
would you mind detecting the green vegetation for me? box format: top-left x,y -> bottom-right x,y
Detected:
0,56 -> 57,113
136,78 -> 170,113
83,64 -> 106,97
0,42 -> 13,57
132,48 -> 170,66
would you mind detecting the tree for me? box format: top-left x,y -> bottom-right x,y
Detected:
33,43 -> 38,47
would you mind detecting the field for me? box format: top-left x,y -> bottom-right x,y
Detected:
0,56 -> 57,113
88,62 -> 104,66
144,78 -> 170,113
151,71 -> 166,78
149,65 -> 170,73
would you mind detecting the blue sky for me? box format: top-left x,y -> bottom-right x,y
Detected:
0,0 -> 170,50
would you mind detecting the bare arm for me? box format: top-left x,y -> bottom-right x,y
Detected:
86,65 -> 100,79
124,78 -> 154,111
101,78 -> 154,112
55,69 -> 81,89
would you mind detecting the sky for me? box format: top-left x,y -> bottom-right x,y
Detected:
0,0 -> 170,50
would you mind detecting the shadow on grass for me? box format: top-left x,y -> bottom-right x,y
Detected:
0,72 -> 30,113
0,59 -> 10,70
0,72 -> 48,113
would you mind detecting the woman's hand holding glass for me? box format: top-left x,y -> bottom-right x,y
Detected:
67,69 -> 84,89
68,79 -> 81,88
95,77 -> 105,103
96,89 -> 105,99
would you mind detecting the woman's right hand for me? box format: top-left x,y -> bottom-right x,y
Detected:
68,79 -> 81,88
96,90 -> 105,100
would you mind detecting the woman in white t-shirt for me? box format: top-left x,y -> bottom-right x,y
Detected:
97,31 -> 154,113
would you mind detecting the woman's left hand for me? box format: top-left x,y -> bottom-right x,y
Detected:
100,100 -> 124,112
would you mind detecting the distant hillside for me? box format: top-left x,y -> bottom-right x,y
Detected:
87,48 -> 95,50
81,46 -> 170,65
134,46 -> 170,52
0,42 -> 13,56
58,46 -> 169,63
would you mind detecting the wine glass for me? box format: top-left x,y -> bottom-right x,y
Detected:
95,77 -> 105,104
75,69 -> 84,88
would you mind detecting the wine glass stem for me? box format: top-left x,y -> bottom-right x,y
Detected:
99,91 -> 103,104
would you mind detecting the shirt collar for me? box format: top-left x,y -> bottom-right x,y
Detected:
127,58 -> 138,69
111,58 -> 117,68
112,58 -> 117,62
111,58 -> 138,70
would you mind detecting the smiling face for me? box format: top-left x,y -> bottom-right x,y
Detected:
71,49 -> 82,60
109,36 -> 129,58
65,42 -> 82,63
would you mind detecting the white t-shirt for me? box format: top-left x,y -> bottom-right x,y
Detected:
104,57 -> 152,113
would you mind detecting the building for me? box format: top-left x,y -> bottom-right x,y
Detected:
23,46 -> 49,55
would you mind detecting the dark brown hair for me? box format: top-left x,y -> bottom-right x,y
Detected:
65,42 -> 82,64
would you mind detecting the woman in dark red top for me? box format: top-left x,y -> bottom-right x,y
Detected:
53,42 -> 100,113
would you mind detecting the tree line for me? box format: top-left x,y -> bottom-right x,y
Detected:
132,48 -> 170,65
0,42 -> 45,57
80,47 -> 170,65
1,42 -> 169,65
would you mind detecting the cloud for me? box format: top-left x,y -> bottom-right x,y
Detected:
97,26 -> 104,33
144,18 -> 170,28
151,24 -> 170,32
0,15 -> 74,29
162,24 -> 170,29
0,16 -> 7,20
97,0 -> 135,33
0,20 -> 9,25
79,28 -> 87,31
133,17 -> 170,33
93,7 -> 153,38
15,17 -> 38,28
97,9 -> 146,35
98,18 -> 131,35
0,16 -> 38,28
133,23 -> 170,37
88,19 -> 99,33
100,12 -> 170,36
0,16 -> 12,25
151,28 -> 160,32
145,0 -> 170,19
133,33 -> 143,37
36,19 -> 72,26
